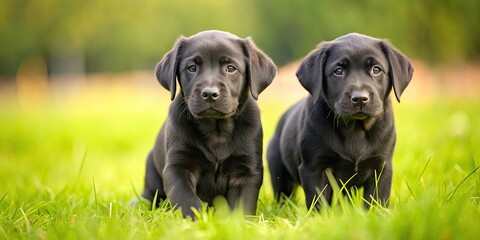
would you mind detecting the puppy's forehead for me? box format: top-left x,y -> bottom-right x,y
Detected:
334,33 -> 379,43
190,30 -> 241,40
182,31 -> 244,60
329,34 -> 386,63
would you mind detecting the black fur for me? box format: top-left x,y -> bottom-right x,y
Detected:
267,33 -> 413,209
142,30 -> 276,218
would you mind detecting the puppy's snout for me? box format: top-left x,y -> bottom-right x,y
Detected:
351,91 -> 369,107
201,87 -> 220,102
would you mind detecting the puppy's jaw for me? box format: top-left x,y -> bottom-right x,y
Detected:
187,99 -> 238,119
191,108 -> 237,119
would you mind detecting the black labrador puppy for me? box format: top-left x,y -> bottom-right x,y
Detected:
267,33 -> 413,209
142,30 -> 276,218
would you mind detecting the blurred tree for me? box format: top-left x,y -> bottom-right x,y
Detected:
0,0 -> 479,78
253,0 -> 480,65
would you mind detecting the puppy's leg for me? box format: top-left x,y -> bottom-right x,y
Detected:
267,138 -> 295,201
363,162 -> 392,208
299,164 -> 332,210
226,173 -> 263,216
142,151 -> 167,205
163,164 -> 202,218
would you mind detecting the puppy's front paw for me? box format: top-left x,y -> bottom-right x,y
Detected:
177,200 -> 203,219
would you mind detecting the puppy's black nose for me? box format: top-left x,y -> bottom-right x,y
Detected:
351,91 -> 369,106
201,87 -> 220,102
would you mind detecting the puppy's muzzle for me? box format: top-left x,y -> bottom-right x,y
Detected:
201,87 -> 220,102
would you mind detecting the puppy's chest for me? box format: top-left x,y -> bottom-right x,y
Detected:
338,130 -> 374,162
197,119 -> 236,161
201,140 -> 232,163
329,130 -> 386,184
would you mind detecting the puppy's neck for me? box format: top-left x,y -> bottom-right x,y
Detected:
195,118 -> 235,141
361,117 -> 377,131
335,117 -> 376,131
194,118 -> 235,163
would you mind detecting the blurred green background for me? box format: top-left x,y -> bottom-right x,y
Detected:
1,0 -> 479,77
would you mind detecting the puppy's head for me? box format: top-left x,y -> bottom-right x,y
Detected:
297,33 -> 413,122
155,30 -> 276,119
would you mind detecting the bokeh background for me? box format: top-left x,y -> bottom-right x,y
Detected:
1,0 -> 480,105
1,0 -> 479,76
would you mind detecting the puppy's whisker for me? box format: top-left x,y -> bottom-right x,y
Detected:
334,113 -> 341,129
326,108 -> 333,119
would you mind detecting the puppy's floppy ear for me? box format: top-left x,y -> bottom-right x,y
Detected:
296,42 -> 329,104
380,40 -> 414,102
156,36 -> 186,101
242,37 -> 276,100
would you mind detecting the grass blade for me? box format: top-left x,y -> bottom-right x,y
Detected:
338,173 -> 358,205
0,193 -> 6,204
152,190 -> 159,211
415,156 -> 431,187
446,164 -> 480,201
404,179 -> 416,200
76,147 -> 88,178
93,178 -> 98,209
130,180 -> 142,203
19,208 -> 31,233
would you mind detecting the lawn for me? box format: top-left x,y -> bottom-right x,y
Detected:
1,74 -> 479,239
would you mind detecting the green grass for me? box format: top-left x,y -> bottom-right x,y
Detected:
1,85 -> 479,239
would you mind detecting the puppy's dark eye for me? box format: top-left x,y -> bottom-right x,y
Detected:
226,65 -> 237,73
333,67 -> 344,76
372,66 -> 382,76
187,65 -> 197,72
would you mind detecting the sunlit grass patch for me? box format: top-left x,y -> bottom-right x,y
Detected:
1,81 -> 479,239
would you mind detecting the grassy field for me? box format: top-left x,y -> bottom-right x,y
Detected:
1,73 -> 479,239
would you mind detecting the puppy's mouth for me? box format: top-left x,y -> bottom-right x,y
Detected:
188,97 -> 238,119
194,108 -> 235,119
351,112 -> 370,120
335,102 -> 382,120
336,106 -> 374,120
